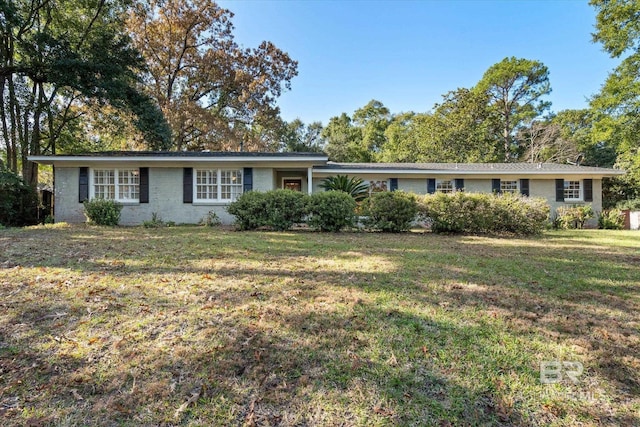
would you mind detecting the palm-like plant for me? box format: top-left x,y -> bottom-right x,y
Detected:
319,175 -> 369,202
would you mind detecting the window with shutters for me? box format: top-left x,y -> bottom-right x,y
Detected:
500,180 -> 518,194
92,169 -> 139,202
195,169 -> 242,202
564,180 -> 582,201
436,179 -> 454,193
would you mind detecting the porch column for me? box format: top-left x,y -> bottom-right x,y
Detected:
307,167 -> 313,194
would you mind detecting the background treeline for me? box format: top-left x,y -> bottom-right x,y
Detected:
1,0 -> 639,205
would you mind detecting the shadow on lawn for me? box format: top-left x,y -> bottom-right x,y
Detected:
1,227 -> 638,426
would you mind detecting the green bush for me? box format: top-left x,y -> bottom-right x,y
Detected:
227,190 -> 308,231
263,189 -> 309,231
0,168 -> 39,227
616,198 -> 640,210
420,192 -> 549,235
83,199 -> 123,226
555,205 -> 594,229
362,191 -> 419,232
226,191 -> 267,230
307,191 -> 357,232
598,209 -> 625,230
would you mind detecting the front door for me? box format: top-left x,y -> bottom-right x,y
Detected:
283,178 -> 302,192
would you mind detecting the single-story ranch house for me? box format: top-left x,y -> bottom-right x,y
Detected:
29,151 -> 625,225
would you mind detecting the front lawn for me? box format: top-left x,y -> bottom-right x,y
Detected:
0,226 -> 638,426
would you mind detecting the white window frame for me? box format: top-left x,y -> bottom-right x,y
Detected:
436,179 -> 454,193
194,169 -> 243,203
90,168 -> 140,203
564,180 -> 582,201
500,180 -> 519,194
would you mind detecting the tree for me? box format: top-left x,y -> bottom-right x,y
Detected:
0,0 -> 170,186
352,100 -> 391,157
127,0 -> 297,151
379,89 -> 499,163
517,120 -> 579,164
322,100 -> 390,162
322,113 -> 364,162
590,0 -> 640,203
475,57 -> 552,161
280,119 -> 325,152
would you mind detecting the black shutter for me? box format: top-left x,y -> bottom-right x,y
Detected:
520,179 -> 530,197
139,167 -> 149,203
389,178 -> 398,191
584,179 -> 593,202
455,179 -> 464,191
555,179 -> 565,202
427,178 -> 436,194
183,168 -> 193,203
79,167 -> 89,202
492,178 -> 501,193
243,168 -> 253,192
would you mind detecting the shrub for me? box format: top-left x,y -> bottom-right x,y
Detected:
616,198 -> 640,210
0,168 -> 39,227
555,205 -> 594,229
319,175 -> 369,202
227,190 -> 308,231
420,192 -> 549,235
83,199 -> 123,226
362,191 -> 419,232
598,209 -> 625,230
201,210 -> 222,227
226,191 -> 267,230
307,191 -> 357,232
263,189 -> 309,231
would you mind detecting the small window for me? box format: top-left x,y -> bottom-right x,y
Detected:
195,169 -> 242,202
500,180 -> 518,194
92,169 -> 138,202
564,180 -> 581,201
436,180 -> 454,193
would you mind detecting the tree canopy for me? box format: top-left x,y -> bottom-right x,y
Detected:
0,0 -> 171,185
127,0 -> 298,151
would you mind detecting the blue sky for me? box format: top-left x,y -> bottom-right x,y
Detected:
219,0 -> 617,125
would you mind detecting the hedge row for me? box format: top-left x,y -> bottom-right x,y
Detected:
227,189 -> 551,235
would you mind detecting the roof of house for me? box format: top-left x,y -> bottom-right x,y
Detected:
40,151 -> 327,158
316,162 -> 623,174
27,152 -> 625,177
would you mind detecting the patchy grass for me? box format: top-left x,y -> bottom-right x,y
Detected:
0,225 -> 639,426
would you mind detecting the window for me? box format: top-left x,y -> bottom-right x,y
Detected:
500,180 -> 518,193
564,180 -> 581,201
92,169 -> 139,202
195,169 -> 242,202
436,179 -> 454,193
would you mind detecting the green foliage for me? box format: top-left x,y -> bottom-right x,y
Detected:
226,191 -> 268,230
555,205 -> 595,230
83,199 -> 123,226
227,190 -> 308,231
263,189 -> 309,231
379,90 -> 501,163
361,191 -> 419,232
319,175 -> 369,202
475,56 -> 551,160
598,209 -> 625,230
0,168 -> 39,227
280,119 -> 325,152
307,191 -> 357,232
616,198 -> 640,210
420,192 -> 549,235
